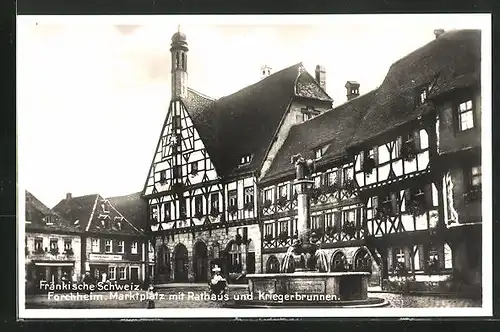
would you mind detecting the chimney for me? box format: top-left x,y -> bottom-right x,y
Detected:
434,29 -> 445,39
345,81 -> 360,101
260,65 -> 272,80
66,193 -> 72,200
315,65 -> 326,91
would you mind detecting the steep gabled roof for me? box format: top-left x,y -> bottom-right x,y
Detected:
185,63 -> 332,178
53,194 -> 144,236
25,190 -> 79,233
262,90 -> 377,182
350,29 -> 481,147
107,192 -> 148,232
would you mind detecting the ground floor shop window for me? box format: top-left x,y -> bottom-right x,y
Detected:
119,267 -> 126,280
108,266 -> 116,280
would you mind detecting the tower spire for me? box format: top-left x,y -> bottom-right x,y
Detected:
170,28 -> 189,99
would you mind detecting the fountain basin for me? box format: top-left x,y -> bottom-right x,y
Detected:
225,272 -> 388,308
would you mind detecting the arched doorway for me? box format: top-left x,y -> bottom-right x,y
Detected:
246,240 -> 256,274
193,241 -> 208,282
330,251 -> 347,272
173,243 -> 188,282
157,245 -> 171,283
354,248 -> 372,272
266,255 -> 280,273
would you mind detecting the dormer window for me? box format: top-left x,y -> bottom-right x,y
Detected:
314,148 -> 323,159
417,85 -> 429,106
44,215 -> 54,225
419,88 -> 427,104
240,154 -> 252,165
101,202 -> 109,213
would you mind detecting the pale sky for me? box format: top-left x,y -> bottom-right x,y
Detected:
17,14 -> 489,208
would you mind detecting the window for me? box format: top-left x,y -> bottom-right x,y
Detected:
210,193 -> 219,211
34,238 -> 43,251
101,202 -> 109,213
314,176 -> 321,188
244,187 -> 254,204
395,248 -> 405,265
379,193 -> 397,216
172,166 -> 182,179
91,238 -> 100,253
118,240 -> 124,253
179,198 -> 187,218
264,223 -> 274,237
458,99 -> 474,131
228,190 -> 237,207
108,267 -> 116,280
302,112 -> 313,121
150,205 -> 158,223
343,167 -> 353,183
343,210 -> 356,224
149,242 -> 154,253
190,161 -> 198,175
64,239 -> 72,251
131,241 -> 138,254
44,215 -> 54,225
278,185 -> 288,199
311,215 -> 321,230
229,242 -> 243,273
240,154 -> 252,165
264,188 -> 273,202
162,202 -> 171,221
160,170 -> 167,183
471,166 -> 481,187
50,238 -> 58,250
326,171 -> 337,186
119,267 -> 126,280
279,220 -> 289,235
194,196 -> 203,216
105,239 -> 112,253
314,148 -> 323,159
419,86 -> 428,105
172,115 -> 181,130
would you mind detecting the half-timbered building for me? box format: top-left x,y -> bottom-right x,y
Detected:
348,29 -> 481,285
257,29 -> 481,290
53,193 -> 147,285
142,30 -> 333,283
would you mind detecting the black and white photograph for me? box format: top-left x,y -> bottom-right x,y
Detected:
17,14 -> 492,318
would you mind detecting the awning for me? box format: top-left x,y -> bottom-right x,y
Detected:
34,262 -> 74,266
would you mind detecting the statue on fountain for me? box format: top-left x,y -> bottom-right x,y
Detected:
281,154 -> 329,273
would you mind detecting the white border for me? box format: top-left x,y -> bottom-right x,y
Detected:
17,14 -> 492,319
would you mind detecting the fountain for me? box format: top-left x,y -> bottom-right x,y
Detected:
226,154 -> 388,308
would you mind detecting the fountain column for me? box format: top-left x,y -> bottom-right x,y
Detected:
294,178 -> 314,240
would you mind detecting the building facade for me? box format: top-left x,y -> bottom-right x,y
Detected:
25,191 -> 81,293
143,29 -> 482,289
143,31 -> 333,283
53,193 -> 148,285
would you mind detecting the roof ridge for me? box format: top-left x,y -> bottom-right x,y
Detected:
187,87 -> 216,101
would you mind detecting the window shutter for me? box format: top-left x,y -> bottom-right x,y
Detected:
372,196 -> 379,213
404,189 -> 412,212
360,152 -> 365,169
424,183 -> 433,208
334,211 -> 341,228
413,130 -> 421,151
391,192 -> 399,214
373,147 -> 379,164
387,247 -> 393,269
396,136 -> 403,158
337,169 -> 342,185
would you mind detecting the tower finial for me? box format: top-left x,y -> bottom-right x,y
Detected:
177,24 -> 181,33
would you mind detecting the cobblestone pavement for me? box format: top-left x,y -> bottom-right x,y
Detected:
25,287 -> 481,309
